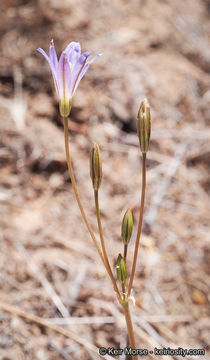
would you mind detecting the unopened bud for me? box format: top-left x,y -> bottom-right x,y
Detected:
90,143 -> 102,190
121,208 -> 133,245
137,98 -> 151,153
116,254 -> 127,284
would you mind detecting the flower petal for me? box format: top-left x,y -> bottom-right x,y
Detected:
64,42 -> 81,66
72,53 -> 101,94
49,40 -> 58,70
72,63 -> 89,95
70,52 -> 91,92
64,41 -> 81,55
37,47 -> 51,66
57,52 -> 72,100
38,41 -> 101,101
87,53 -> 102,65
37,47 -> 59,95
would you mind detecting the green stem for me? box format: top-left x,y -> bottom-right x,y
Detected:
94,190 -> 120,297
128,153 -> 146,297
63,117 -> 120,298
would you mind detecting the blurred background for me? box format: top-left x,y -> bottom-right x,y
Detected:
0,0 -> 209,359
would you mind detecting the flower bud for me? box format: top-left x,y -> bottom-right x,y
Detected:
121,208 -> 133,245
137,98 -> 151,153
116,254 -> 127,284
59,98 -> 72,118
90,143 -> 102,191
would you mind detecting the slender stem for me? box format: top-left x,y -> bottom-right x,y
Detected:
128,153 -> 146,297
122,302 -> 135,356
122,283 -> 126,301
124,244 -> 128,263
63,117 -> 121,298
64,118 -> 105,263
94,190 -> 120,297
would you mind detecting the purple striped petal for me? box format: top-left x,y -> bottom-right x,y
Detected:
57,52 -> 72,101
64,41 -> 81,55
37,47 -> 59,95
81,51 -> 93,58
72,63 -> 89,95
64,42 -> 81,66
38,41 -> 101,102
37,47 -> 52,69
71,53 -> 101,94
70,52 -> 92,92
49,40 -> 58,70
87,53 -> 102,65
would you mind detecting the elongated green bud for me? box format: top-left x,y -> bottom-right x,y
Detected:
90,143 -> 102,190
116,254 -> 127,284
121,208 -> 133,245
137,98 -> 151,153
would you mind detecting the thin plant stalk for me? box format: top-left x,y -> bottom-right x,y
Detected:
123,302 -> 136,358
94,190 -> 120,296
123,244 -> 128,263
121,283 -> 126,300
64,116 -> 139,350
63,117 -> 121,299
94,190 -> 135,353
128,153 -> 146,297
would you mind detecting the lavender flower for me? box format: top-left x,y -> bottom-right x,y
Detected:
37,40 -> 101,117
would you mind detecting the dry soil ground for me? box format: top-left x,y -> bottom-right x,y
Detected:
0,0 -> 210,359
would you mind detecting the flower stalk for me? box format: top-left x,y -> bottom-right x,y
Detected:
39,39 -> 151,355
122,301 -> 136,350
128,152 -> 146,297
123,244 -> 128,263
94,189 -> 120,297
63,118 -> 105,267
64,117 -> 121,299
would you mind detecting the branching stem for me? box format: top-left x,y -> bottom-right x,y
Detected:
63,116 -> 146,353
63,117 -> 120,299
